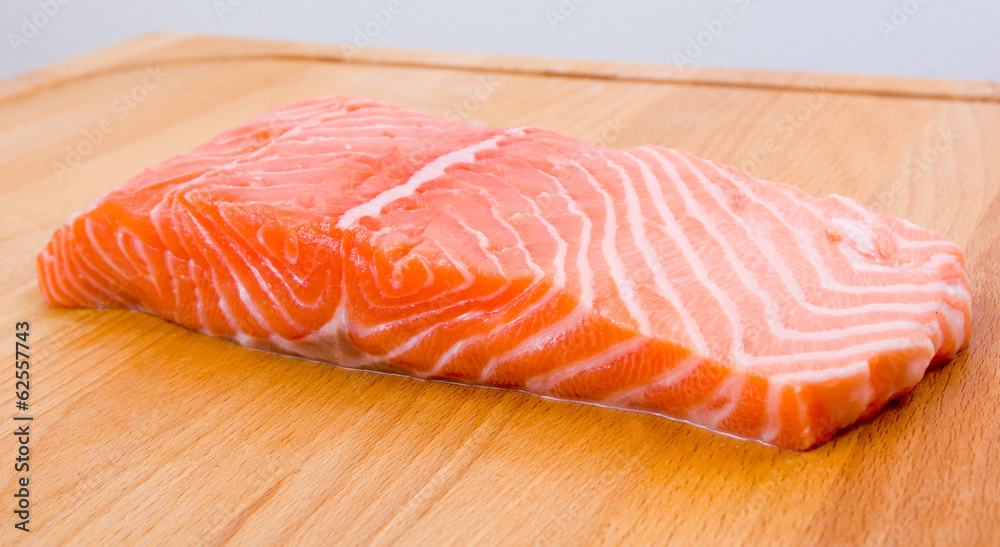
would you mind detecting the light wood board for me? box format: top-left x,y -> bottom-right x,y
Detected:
1,33 -> 998,545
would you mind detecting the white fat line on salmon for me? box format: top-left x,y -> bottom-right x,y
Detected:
81,220 -> 139,292
601,353 -> 705,407
272,134 -> 423,152
72,221 -> 136,304
671,149 -> 862,334
761,376 -> 833,446
759,382 -> 783,444
748,334 -> 935,367
892,217 -> 961,245
478,306 -> 589,383
163,250 -> 182,320
469,155 -> 607,379
829,216 -> 879,256
369,237 -> 476,310
780,319 -> 932,343
830,195 -> 968,278
93,230 -> 152,309
214,279 -> 241,336
479,288 -> 593,383
389,254 -> 435,293
481,185 -> 548,281
336,132 -> 510,229
903,345 -> 934,386
300,110 -> 439,127
751,176 -> 966,288
130,234 -> 177,312
286,132 -> 427,144
669,151 -> 954,345
481,171 -> 571,289
535,167 -> 594,305
273,142 -> 390,158
795,388 -> 810,441
231,220 -> 324,304
933,305 -> 964,358
227,163 -> 383,179
42,243 -> 82,306
474,154 -> 619,382
556,154 -> 652,336
379,223 -> 515,366
54,229 -> 105,306
357,186 -> 534,326
278,273 -> 382,369
191,204 -> 313,331
322,273 -> 373,365
34,252 -> 60,304
353,279 -> 514,365
149,190 -> 184,255
638,150 -> 748,365
155,102 -> 389,194
159,204 -> 239,336
901,251 -> 965,273
275,130 -> 432,148
896,238 -> 965,253
186,259 -> 211,336
763,361 -> 877,445
117,229 -> 154,280
611,153 -> 708,354
295,114 -> 443,131
697,155 -> 971,314
625,151 -> 745,349
423,181 -> 572,377
718,178 -> 969,350
177,200 -> 309,337
684,374 -> 747,430
58,238 -> 109,306
827,194 -> 962,273
78,238 -> 130,307
290,120 -> 449,137
525,337 -> 648,394
418,290 -> 561,378
768,359 -> 878,385
420,332 -> 476,378
235,279 -> 277,339
379,307 -> 482,369
398,277 -> 550,374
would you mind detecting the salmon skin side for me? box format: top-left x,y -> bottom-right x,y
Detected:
37,95 -> 972,450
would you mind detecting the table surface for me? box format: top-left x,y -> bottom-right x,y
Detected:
1,33 -> 998,545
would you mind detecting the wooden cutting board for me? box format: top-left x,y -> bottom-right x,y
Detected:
2,33 -> 998,545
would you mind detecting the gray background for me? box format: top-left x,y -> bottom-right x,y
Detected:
2,0 -> 999,82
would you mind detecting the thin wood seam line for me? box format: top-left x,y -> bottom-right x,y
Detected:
2,53 -> 999,109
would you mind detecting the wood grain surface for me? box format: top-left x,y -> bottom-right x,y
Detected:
1,33 -> 998,546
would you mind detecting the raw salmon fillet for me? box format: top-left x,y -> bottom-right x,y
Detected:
37,96 -> 972,450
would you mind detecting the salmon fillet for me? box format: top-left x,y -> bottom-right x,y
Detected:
37,96 -> 972,450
